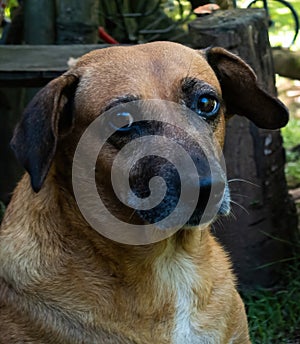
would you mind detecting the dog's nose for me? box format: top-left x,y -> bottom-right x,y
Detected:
199,177 -> 224,204
133,168 -> 227,226
184,176 -> 227,226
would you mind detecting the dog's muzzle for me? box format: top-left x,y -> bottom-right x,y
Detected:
103,102 -> 230,230
128,153 -> 230,227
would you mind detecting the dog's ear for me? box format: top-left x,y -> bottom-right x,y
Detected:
10,74 -> 79,192
206,47 -> 288,129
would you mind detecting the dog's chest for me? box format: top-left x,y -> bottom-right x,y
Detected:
154,250 -> 217,344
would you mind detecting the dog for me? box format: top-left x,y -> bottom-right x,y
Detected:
0,42 -> 288,343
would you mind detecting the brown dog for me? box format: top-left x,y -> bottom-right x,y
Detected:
0,42 -> 288,343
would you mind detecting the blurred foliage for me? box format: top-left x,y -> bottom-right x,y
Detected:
0,0 -> 18,38
237,0 -> 300,48
282,118 -> 300,188
99,0 -> 194,43
4,0 -> 18,19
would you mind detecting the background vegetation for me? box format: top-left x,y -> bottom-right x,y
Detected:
1,0 -> 300,343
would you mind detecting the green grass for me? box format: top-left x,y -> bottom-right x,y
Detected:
242,250 -> 300,343
242,243 -> 300,344
242,223 -> 300,343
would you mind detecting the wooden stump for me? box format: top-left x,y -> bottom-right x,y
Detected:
56,0 -> 99,44
0,0 -> 56,204
0,88 -> 24,204
24,0 -> 55,44
189,9 -> 298,288
272,48 -> 300,80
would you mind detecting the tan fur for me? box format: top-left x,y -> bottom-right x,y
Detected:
0,42 -> 288,343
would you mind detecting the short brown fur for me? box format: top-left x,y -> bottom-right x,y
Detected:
0,42 -> 288,343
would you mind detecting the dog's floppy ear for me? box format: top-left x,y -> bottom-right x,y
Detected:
10,74 -> 79,192
206,47 -> 288,129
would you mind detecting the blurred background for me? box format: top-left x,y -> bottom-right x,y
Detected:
0,1 -> 300,342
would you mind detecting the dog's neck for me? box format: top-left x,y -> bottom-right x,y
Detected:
2,172 -> 212,278
0,172 -> 228,341
47,161 -> 211,260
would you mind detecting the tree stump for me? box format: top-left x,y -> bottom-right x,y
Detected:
189,9 -> 298,288
0,89 -> 24,204
272,48 -> 300,80
56,0 -> 99,44
24,0 -> 55,44
0,1 -> 100,204
0,0 -> 57,204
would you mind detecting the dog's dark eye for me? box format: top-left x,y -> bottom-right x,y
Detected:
109,112 -> 134,132
195,95 -> 220,119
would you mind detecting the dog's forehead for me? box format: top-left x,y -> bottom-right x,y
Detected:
74,42 -> 221,117
77,42 -> 218,84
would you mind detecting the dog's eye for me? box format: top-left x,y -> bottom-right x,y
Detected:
109,112 -> 134,132
195,95 -> 220,119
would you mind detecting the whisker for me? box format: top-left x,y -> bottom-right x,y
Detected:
227,209 -> 237,221
212,217 -> 226,231
128,209 -> 137,222
230,193 -> 249,199
230,200 -> 249,215
228,178 -> 260,188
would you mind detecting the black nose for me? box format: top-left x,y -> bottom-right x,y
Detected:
134,169 -> 225,226
184,177 -> 225,225
132,157 -> 181,224
199,177 -> 225,206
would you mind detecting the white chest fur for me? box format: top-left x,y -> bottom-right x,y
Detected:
154,247 -> 220,344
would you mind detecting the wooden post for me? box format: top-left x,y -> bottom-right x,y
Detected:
0,1 -> 100,205
0,0 -> 55,204
189,9 -> 298,288
23,0 -> 56,103
0,88 -> 24,204
56,0 -> 99,44
24,0 -> 55,44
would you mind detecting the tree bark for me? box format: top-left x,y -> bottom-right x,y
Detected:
189,9 -> 298,288
24,0 -> 55,44
56,0 -> 99,44
0,88 -> 24,204
0,2 -> 29,204
0,1 -> 100,204
272,48 -> 300,80
23,0 -> 56,104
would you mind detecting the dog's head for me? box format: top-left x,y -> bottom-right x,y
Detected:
11,42 -> 288,234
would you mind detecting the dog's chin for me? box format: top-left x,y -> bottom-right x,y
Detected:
182,201 -> 229,230
182,221 -> 212,231
186,212 -> 215,227
134,186 -> 231,231
182,210 -> 230,231
135,201 -> 231,232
